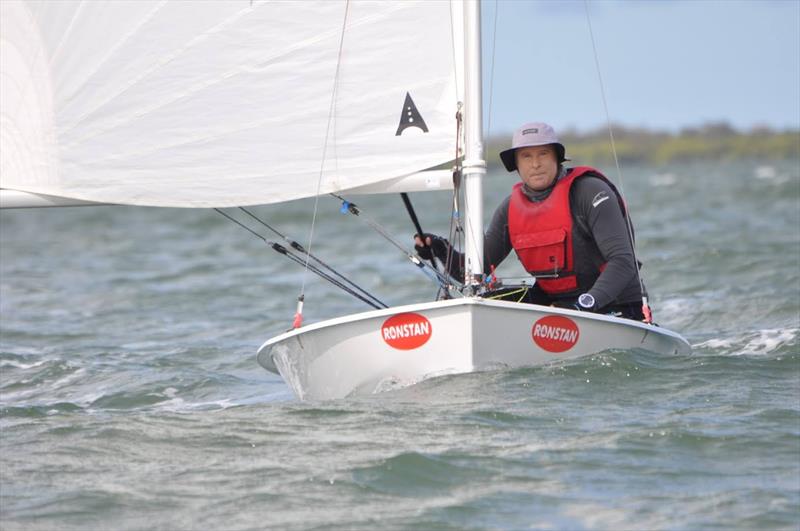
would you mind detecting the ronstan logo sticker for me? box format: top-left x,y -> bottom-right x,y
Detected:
381,313 -> 432,350
532,315 -> 580,353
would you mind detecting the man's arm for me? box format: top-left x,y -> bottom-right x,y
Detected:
414,196 -> 514,280
482,195 -> 513,274
573,177 -> 639,309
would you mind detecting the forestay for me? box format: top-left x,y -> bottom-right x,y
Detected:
0,0 -> 464,208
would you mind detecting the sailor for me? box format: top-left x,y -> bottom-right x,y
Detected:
415,122 -> 648,320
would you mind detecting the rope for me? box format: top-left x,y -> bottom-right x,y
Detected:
214,208 -> 387,310
485,286 -> 528,303
238,207 -> 387,309
448,1 -> 462,103
214,208 -> 268,243
445,107 -> 464,293
296,0 -> 351,320
583,0 -> 652,322
331,194 -> 464,293
583,1 -> 624,193
486,0 -> 499,140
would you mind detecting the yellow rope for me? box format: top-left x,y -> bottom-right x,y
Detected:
485,287 -> 529,303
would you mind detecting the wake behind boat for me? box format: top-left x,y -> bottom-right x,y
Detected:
258,296 -> 690,401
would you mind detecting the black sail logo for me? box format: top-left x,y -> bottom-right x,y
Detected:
395,92 -> 429,136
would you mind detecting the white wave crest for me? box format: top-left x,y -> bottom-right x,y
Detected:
694,328 -> 798,356
0,359 -> 48,370
649,173 -> 677,187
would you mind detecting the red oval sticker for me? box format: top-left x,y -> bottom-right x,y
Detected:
381,313 -> 432,350
532,315 -> 580,353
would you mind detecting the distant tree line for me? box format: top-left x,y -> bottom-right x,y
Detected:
486,122 -> 800,167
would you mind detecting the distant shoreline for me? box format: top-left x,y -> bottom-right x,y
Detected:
486,123 -> 800,166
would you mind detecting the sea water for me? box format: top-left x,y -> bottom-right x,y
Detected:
1,160 -> 798,530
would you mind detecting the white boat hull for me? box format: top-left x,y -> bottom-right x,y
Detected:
257,298 -> 691,401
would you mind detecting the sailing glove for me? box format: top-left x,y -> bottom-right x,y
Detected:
414,233 -> 451,263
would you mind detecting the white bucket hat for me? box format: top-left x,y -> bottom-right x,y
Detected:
499,122 -> 569,172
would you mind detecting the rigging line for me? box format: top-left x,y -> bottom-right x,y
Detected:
583,0 -> 651,319
214,208 -> 267,243
486,0 -> 499,140
446,108 -> 464,290
299,0 -> 350,300
446,189 -> 463,285
583,0 -> 624,194
237,207 -> 387,308
330,194 -> 409,256
330,194 -> 464,292
214,208 -> 384,309
237,207 -> 288,240
448,0 -> 461,103
445,0 -> 466,285
279,251 -> 384,310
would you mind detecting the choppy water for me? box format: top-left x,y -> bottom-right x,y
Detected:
1,159 -> 798,530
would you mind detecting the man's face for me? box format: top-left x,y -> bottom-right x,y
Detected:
515,145 -> 559,191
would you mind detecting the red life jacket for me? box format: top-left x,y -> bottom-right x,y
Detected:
507,166 -> 623,295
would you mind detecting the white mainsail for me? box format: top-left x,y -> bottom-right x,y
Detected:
0,0 -> 464,207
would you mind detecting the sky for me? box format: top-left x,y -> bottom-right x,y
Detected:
480,0 -> 800,134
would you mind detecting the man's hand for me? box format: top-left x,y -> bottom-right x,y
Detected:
414,233 -> 451,263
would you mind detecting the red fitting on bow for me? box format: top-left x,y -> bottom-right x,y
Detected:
292,296 -> 304,329
642,297 -> 652,324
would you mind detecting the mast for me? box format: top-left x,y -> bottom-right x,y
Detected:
462,0 -> 485,292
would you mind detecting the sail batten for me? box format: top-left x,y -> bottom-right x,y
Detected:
1,0 -> 464,208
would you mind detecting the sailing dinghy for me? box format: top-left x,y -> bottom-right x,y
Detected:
258,298 -> 690,401
0,0 -> 690,401
254,1 -> 690,400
